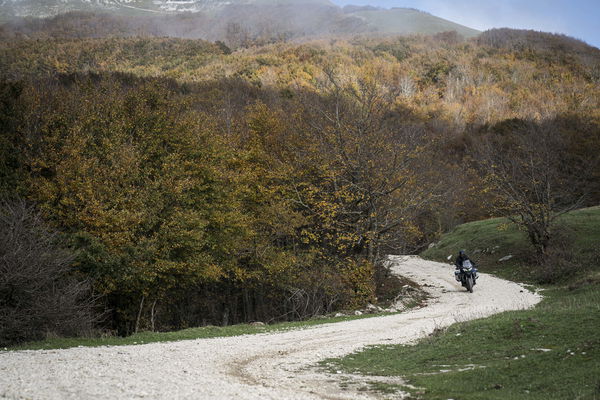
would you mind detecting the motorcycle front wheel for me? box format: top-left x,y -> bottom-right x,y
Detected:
466,276 -> 474,293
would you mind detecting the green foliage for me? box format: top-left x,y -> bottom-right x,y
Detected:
0,81 -> 23,197
423,60 -> 454,84
371,39 -> 412,62
10,75 -> 249,333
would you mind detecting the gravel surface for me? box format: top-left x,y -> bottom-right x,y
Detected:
0,256 -> 542,400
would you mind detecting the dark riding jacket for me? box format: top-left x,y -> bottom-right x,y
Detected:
455,254 -> 473,269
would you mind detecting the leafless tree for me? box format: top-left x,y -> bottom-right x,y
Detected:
473,118 -> 598,258
293,67 -> 436,264
0,198 -> 97,346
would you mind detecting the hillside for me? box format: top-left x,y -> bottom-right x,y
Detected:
422,206 -> 600,284
321,207 -> 600,399
0,2 -> 598,397
0,0 -> 481,39
348,7 -> 479,38
0,23 -> 598,345
0,0 -> 335,18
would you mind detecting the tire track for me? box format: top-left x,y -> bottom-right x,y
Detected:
0,256 -> 541,400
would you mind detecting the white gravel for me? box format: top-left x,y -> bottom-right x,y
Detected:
0,256 -> 541,400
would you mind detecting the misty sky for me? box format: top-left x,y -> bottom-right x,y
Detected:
332,0 -> 600,48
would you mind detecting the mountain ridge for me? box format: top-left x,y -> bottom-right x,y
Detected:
1,0 -> 335,17
352,7 -> 479,38
0,0 -> 480,38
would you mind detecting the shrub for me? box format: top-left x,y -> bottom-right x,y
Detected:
535,228 -> 578,284
0,198 -> 96,346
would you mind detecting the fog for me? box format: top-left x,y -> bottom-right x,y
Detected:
2,1 -> 598,49
0,2 -> 376,44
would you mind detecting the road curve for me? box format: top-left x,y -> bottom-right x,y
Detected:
0,256 -> 541,400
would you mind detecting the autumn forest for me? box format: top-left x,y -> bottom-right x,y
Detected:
1,12 -> 599,345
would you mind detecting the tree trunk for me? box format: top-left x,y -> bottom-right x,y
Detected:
134,295 -> 145,334
150,299 -> 157,332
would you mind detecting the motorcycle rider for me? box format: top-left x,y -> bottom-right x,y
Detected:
454,250 -> 476,281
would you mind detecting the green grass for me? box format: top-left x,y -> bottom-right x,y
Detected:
323,283 -> 600,400
6,257 -> 423,351
366,381 -> 405,394
351,8 -> 480,37
4,309 -> 404,351
322,206 -> 600,399
563,206 -> 600,260
422,206 -> 600,283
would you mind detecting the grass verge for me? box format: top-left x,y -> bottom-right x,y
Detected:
322,283 -> 600,399
6,256 -> 424,351
5,307 -> 413,351
323,206 -> 600,399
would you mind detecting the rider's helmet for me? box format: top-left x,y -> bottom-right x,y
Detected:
459,249 -> 466,257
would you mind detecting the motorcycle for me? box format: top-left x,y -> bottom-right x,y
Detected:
454,259 -> 478,293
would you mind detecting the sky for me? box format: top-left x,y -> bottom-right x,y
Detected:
332,0 -> 600,49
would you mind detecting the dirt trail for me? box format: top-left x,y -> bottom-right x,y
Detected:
0,256 -> 541,400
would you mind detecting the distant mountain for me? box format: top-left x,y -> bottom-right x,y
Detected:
348,7 -> 479,38
1,0 -> 480,39
0,0 -> 334,17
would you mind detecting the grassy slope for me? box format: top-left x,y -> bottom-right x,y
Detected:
323,207 -> 600,399
2,1 -> 478,38
422,206 -> 600,283
351,8 -> 480,38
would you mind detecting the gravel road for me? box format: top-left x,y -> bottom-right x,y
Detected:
0,256 -> 542,400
